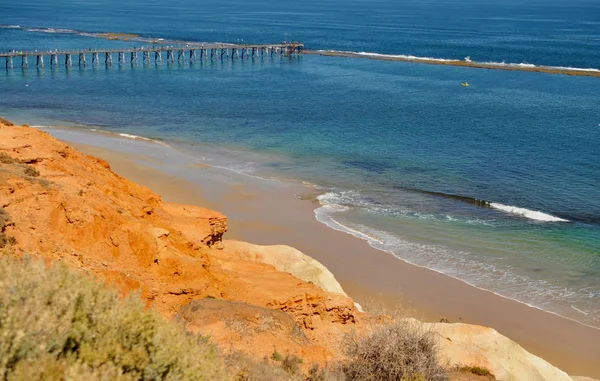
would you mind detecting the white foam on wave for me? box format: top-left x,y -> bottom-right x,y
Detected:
316,192 -> 350,211
355,51 -> 456,63
483,61 -> 599,73
481,61 -> 536,68
316,50 -> 600,73
25,27 -> 78,34
313,195 -> 381,244
317,49 -> 455,63
489,202 -> 568,222
118,133 -> 147,140
1,25 -> 21,29
313,197 -> 599,329
113,132 -> 172,148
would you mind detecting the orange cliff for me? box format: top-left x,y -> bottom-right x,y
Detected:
0,122 -> 361,364
0,121 -> 587,381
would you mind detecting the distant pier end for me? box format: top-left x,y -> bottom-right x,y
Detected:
1,42 -> 304,69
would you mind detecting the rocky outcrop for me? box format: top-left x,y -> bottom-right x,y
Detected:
0,121 -> 585,379
225,240 -> 347,295
177,298 -> 329,364
0,122 -> 361,362
427,321 -> 573,381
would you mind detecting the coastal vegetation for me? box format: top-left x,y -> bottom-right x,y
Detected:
0,208 -> 16,249
0,121 -> 578,380
0,256 -> 228,381
0,254 -> 449,381
341,321 -> 446,381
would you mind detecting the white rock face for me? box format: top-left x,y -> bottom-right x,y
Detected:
425,321 -> 574,381
224,240 -> 347,296
226,241 -> 579,381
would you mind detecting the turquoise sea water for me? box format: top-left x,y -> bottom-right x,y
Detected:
1,0 -> 599,326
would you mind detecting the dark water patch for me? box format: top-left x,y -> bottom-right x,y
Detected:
392,185 -> 492,208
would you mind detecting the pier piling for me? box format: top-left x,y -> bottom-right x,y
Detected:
2,42 -> 304,71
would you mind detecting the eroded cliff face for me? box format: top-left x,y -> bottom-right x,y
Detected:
0,123 -> 360,363
0,122 -> 582,380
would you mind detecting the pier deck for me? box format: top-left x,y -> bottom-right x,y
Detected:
1,42 -> 304,68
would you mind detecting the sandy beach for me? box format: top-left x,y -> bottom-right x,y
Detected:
67,137 -> 600,378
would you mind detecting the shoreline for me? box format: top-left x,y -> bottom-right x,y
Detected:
52,129 -> 600,378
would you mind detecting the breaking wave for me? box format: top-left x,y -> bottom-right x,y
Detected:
313,190 -> 598,327
489,203 -> 569,222
313,49 -> 600,74
391,186 -> 569,223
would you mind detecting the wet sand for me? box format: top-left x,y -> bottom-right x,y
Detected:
72,141 -> 600,378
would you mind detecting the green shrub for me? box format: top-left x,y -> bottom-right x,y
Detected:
340,320 -> 447,381
0,256 -> 229,381
270,350 -> 283,362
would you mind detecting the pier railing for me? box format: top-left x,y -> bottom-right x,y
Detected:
1,42 -> 304,68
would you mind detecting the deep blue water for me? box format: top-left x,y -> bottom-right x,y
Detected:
1,0 -> 599,326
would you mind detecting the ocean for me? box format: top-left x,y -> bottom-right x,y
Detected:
1,0 -> 599,327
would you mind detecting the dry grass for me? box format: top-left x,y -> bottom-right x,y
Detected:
458,366 -> 493,377
0,234 -> 16,249
23,165 -> 40,177
0,208 -> 16,249
341,319 -> 448,381
0,117 -> 14,126
0,256 -> 229,381
0,152 -> 22,165
226,352 -> 299,381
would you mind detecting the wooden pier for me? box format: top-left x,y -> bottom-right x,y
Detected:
1,42 -> 304,69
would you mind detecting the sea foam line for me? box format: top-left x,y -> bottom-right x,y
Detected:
313,194 -> 599,330
488,202 -> 568,222
309,49 -> 600,76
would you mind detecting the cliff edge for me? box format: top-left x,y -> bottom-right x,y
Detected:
0,121 -> 582,380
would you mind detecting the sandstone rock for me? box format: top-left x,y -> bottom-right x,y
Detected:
0,124 -> 579,378
225,240 -> 347,295
176,298 -> 329,364
425,321 -> 573,381
0,124 -> 362,365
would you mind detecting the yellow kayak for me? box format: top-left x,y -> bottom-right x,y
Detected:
462,82 -> 470,87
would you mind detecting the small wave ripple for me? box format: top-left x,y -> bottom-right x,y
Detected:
314,190 -> 599,327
